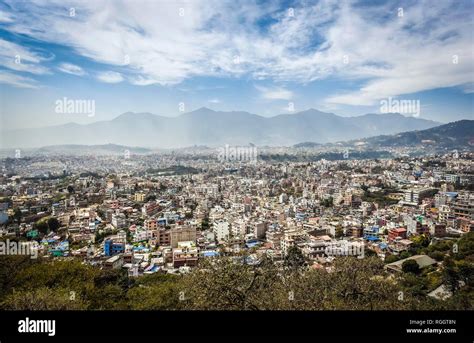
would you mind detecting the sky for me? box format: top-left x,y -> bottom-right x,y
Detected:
0,0 -> 473,130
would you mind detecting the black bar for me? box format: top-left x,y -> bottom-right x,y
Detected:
0,310 -> 472,339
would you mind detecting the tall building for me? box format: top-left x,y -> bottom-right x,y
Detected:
401,188 -> 437,206
214,221 -> 230,243
254,221 -> 267,239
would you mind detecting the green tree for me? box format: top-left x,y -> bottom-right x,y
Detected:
33,219 -> 49,235
13,207 -> 22,224
384,255 -> 400,264
2,287 -> 88,310
47,217 -> 60,232
402,259 -> 420,274
201,216 -> 210,230
284,245 -> 306,270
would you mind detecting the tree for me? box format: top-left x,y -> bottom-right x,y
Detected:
2,287 -> 88,310
457,260 -> 474,288
33,219 -> 49,235
400,251 -> 411,259
322,197 -> 333,207
402,259 -> 420,274
384,255 -> 400,264
410,234 -> 431,250
67,185 -> 74,194
364,249 -> 377,257
284,245 -> 306,270
428,251 -> 445,262
455,232 -> 474,260
47,217 -> 60,232
201,216 -> 210,231
178,256 -> 422,310
13,208 -> 22,224
180,257 -> 283,310
443,257 -> 461,294
127,274 -> 182,310
145,194 -> 156,202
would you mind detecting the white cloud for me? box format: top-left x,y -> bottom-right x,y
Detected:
0,38 -> 50,75
0,0 -> 472,105
0,70 -> 39,88
128,75 -> 158,86
57,62 -> 85,76
208,98 -> 221,104
461,83 -> 474,94
256,85 -> 293,100
96,71 -> 124,83
0,11 -> 14,23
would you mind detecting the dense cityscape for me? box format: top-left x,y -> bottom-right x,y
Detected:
0,147 -> 472,310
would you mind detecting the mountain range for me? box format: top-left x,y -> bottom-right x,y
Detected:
359,119 -> 474,149
1,108 -> 442,148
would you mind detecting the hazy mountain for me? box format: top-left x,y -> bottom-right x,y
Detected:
351,120 -> 474,149
1,108 -> 441,148
36,144 -> 152,155
0,144 -> 153,158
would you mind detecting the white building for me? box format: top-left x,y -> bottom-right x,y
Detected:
214,221 -> 230,243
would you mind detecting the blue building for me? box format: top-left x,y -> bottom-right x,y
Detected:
363,226 -> 381,241
104,239 -> 125,256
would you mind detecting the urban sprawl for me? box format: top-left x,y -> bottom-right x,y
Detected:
0,148 -> 472,305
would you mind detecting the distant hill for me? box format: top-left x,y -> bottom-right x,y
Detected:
1,108 -> 440,148
293,142 -> 322,148
354,120 -> 474,150
36,144 -> 152,155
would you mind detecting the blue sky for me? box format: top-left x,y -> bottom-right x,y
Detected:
0,0 -> 473,130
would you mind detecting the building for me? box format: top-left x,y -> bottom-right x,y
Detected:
432,223 -> 447,237
104,255 -> 124,269
104,239 -> 125,256
134,193 -> 146,202
363,226 -> 381,241
385,254 -> 437,273
254,221 -> 267,239
350,226 -> 363,238
401,188 -> 437,206
266,230 -> 284,249
142,201 -> 160,216
388,228 -> 407,242
231,219 -> 247,238
111,212 -> 127,229
172,242 -> 198,268
145,219 -> 158,230
388,239 -> 413,254
158,229 -> 171,246
214,221 -> 230,243
438,205 -> 452,223
452,193 -> 473,223
303,241 -> 327,259
170,226 -> 196,248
